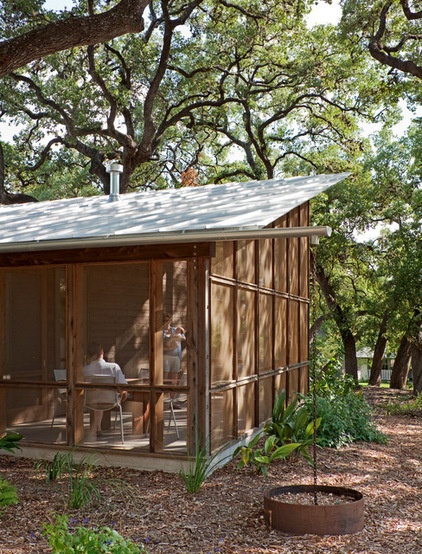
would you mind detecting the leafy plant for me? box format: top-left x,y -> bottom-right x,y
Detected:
234,433 -> 302,475
234,390 -> 321,474
43,514 -> 147,553
267,390 -> 319,439
0,477 -> 19,512
266,390 -> 321,464
0,432 -> 23,453
0,432 -> 22,513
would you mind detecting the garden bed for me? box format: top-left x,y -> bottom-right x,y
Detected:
0,387 -> 421,553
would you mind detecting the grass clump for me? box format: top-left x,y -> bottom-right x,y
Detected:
35,451 -> 74,481
67,457 -> 101,509
35,451 -> 101,509
180,443 -> 218,493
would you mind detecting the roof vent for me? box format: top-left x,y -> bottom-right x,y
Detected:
106,163 -> 123,202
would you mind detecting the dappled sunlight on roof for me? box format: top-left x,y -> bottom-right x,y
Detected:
0,173 -> 349,248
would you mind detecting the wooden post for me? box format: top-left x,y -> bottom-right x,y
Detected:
150,260 -> 164,452
70,264 -> 85,445
0,271 -> 6,434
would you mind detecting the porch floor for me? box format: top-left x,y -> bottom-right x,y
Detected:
7,407 -> 187,454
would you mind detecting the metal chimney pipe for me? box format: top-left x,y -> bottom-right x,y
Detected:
106,163 -> 123,202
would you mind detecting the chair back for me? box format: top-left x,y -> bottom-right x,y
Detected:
54,369 -> 66,381
53,369 -> 67,397
85,374 -> 118,409
138,368 -> 149,383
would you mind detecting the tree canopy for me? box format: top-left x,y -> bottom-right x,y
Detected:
0,0 -> 397,201
311,122 -> 422,386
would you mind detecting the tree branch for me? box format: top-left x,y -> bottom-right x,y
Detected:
0,0 -> 148,78
401,0 -> 422,20
369,0 -> 422,79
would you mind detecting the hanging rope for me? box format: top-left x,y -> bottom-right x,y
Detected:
310,238 -> 319,505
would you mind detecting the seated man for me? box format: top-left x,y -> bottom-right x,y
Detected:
83,341 -> 128,435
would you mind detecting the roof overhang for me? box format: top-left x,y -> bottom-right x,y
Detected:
0,225 -> 332,253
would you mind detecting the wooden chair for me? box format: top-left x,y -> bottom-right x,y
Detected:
85,374 -> 124,444
163,371 -> 187,438
164,396 -> 180,438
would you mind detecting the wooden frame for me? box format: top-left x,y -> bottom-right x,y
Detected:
0,203 -> 311,469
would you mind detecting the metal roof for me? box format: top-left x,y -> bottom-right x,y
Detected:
0,173 -> 349,252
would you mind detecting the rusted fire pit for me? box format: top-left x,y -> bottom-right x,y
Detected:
264,484 -> 364,535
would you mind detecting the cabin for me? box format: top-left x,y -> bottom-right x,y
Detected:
356,348 -> 396,382
0,170 -> 348,471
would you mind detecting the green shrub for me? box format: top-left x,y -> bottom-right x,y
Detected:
43,514 -> 147,553
304,391 -> 387,448
301,363 -> 387,448
312,362 -> 357,399
0,477 -> 19,512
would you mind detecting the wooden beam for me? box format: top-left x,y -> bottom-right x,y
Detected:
0,243 -> 216,268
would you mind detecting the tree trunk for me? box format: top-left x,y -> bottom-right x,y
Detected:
411,343 -> 422,395
343,332 -> 358,380
390,333 -> 411,389
315,260 -> 358,380
410,320 -> 422,395
369,312 -> 388,386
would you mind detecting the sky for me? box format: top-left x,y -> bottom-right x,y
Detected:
43,0 -> 73,9
308,1 -> 342,26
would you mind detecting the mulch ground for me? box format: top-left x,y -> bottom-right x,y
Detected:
1,386 -> 421,553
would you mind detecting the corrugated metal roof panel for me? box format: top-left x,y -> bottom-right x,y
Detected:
0,173 -> 348,250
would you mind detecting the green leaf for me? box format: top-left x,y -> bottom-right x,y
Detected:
269,442 -> 301,461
